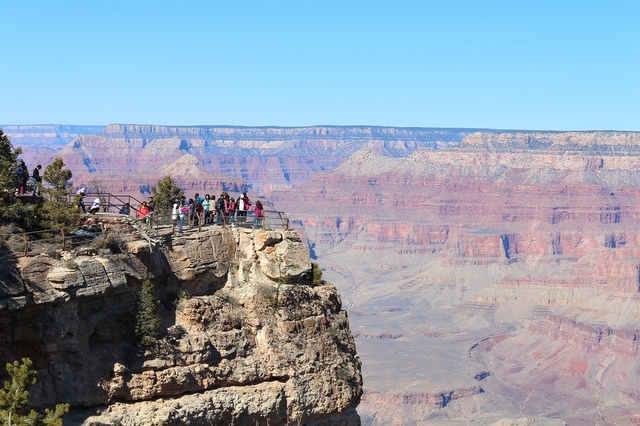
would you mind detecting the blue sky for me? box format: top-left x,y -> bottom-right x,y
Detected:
2,1 -> 639,130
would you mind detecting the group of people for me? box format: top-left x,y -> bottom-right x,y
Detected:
75,189 -> 102,214
116,197 -> 155,219
47,178 -> 266,234
171,191 -> 264,233
16,160 -> 42,196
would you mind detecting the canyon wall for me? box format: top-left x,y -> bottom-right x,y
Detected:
0,222 -> 362,425
9,125 -> 640,424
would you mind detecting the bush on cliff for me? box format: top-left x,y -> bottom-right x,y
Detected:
0,357 -> 69,426
311,262 -> 324,286
135,280 -> 161,348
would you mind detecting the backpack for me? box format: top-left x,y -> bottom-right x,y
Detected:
215,198 -> 225,210
17,166 -> 24,177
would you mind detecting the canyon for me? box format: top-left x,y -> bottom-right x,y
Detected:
8,124 -> 640,424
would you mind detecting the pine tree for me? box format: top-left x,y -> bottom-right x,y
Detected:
135,280 -> 160,347
151,176 -> 184,215
0,129 -> 35,228
0,129 -> 21,204
0,358 -> 69,426
41,158 -> 82,228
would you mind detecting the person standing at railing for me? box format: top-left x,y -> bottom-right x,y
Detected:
192,194 -> 203,227
237,192 -> 250,224
147,196 -> 155,213
137,202 -> 149,219
215,194 -> 225,225
32,164 -> 42,196
17,160 -> 28,195
227,197 -> 237,227
172,199 -> 179,230
76,189 -> 86,213
119,203 -> 131,215
253,201 -> 263,229
179,200 -> 190,233
202,194 -> 211,224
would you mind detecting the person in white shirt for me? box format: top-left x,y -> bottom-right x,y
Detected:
89,198 -> 101,214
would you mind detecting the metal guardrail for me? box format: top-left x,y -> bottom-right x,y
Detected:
1,204 -> 289,258
66,193 -> 290,231
0,227 -> 100,258
67,192 -> 145,215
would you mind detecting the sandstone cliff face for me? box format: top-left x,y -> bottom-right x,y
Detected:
0,226 -> 362,425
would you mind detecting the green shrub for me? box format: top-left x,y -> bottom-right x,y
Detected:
0,357 -> 69,426
312,262 -> 324,286
135,280 -> 160,348
174,289 -> 191,311
91,231 -> 124,254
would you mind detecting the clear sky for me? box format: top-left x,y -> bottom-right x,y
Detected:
2,1 -> 639,131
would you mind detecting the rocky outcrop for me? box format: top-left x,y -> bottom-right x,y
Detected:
0,226 -> 362,425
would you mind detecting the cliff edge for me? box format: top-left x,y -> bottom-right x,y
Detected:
0,225 -> 362,425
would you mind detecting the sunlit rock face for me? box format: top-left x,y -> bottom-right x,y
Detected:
0,226 -> 362,426
11,125 -> 640,423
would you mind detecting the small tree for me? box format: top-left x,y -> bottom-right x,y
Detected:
0,129 -> 30,227
42,158 -> 81,228
151,176 -> 183,215
135,280 -> 160,347
0,129 -> 21,203
0,357 -> 69,426
311,262 -> 324,286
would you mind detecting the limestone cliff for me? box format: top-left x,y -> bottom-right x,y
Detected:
0,226 -> 362,425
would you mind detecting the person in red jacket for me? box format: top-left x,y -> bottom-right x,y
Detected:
253,200 -> 263,229
138,202 -> 150,218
